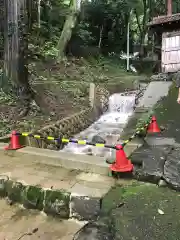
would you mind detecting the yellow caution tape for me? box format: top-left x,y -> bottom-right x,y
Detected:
21,132 -> 29,137
33,135 -> 41,139
95,143 -> 105,147
18,120 -> 150,149
47,136 -> 54,140
62,138 -> 69,143
78,140 -> 86,145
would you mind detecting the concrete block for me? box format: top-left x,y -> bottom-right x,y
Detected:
75,172 -> 115,188
7,146 -> 110,175
132,145 -> 173,182
22,185 -> 45,211
44,189 -> 70,218
0,175 -> 9,197
134,107 -> 149,113
144,137 -> 175,146
136,81 -> 172,109
70,195 -> 101,221
124,141 -> 143,157
70,183 -> 108,221
6,181 -> 25,204
164,147 -> 180,190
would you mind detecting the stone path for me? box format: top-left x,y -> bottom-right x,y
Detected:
130,84 -> 180,189
0,153 -> 115,221
0,199 -> 81,240
154,85 -> 180,143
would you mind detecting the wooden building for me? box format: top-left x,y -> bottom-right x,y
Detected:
148,1 -> 180,73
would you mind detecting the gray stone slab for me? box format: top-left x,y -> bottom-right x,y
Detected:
70,183 -> 109,221
10,147 -> 110,175
132,145 -> 173,182
136,81 -> 172,109
134,107 -> 149,113
145,137 -> 175,146
164,147 -> 180,189
70,195 -> 101,221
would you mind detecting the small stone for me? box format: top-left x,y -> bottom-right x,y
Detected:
106,158 -> 115,164
91,135 -> 106,144
158,179 -> 167,187
87,147 -> 92,155
160,126 -> 166,131
158,209 -> 164,215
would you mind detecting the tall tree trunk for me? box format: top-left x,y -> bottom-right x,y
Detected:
4,0 -> 19,85
57,0 -> 79,60
4,0 -> 33,116
98,25 -> 103,49
135,0 -> 148,57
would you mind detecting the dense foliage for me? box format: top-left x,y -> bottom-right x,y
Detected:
0,0 -> 180,106
28,0 -> 180,60
0,0 -> 179,136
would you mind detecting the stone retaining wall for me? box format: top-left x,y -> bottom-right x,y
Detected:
1,179 -> 71,219
28,108 -> 96,149
1,178 -> 108,221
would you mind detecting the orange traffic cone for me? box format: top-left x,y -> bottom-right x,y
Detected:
4,131 -> 23,150
110,144 -> 133,172
147,115 -> 161,133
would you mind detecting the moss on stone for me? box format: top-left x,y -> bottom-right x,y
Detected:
136,111 -> 152,130
44,189 -> 70,218
0,177 -> 9,198
6,180 -> 25,203
22,185 -> 45,211
111,184 -> 180,239
101,181 -> 145,214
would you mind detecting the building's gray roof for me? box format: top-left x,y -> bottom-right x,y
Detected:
148,13 -> 180,27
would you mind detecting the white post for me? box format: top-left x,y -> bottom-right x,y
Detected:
126,21 -> 130,71
38,0 -> 41,28
126,10 -> 132,72
89,83 -> 96,108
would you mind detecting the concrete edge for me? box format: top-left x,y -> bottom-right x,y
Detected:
0,144 -> 110,175
0,174 -> 110,221
0,135 -> 10,143
136,81 -> 172,109
0,139 -> 144,174
135,81 -> 173,131
120,81 -> 173,164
